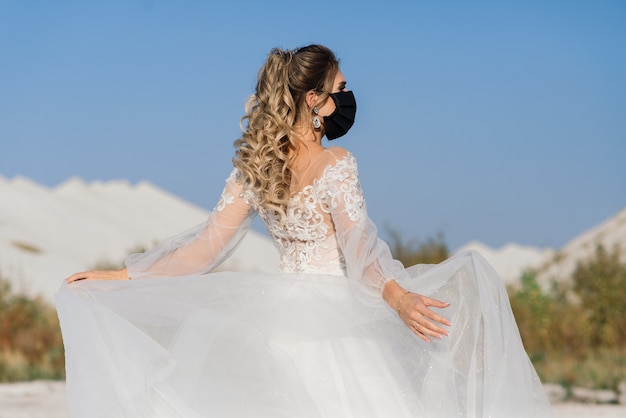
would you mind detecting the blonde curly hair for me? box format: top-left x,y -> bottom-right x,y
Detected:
233,45 -> 339,222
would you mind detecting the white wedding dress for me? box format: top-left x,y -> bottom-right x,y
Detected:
56,150 -> 554,417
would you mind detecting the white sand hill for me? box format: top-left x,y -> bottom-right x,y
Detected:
0,176 -> 279,303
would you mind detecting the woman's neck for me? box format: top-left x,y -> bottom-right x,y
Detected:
289,135 -> 326,172
293,121 -> 322,147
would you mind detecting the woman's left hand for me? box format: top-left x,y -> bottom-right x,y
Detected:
383,280 -> 451,343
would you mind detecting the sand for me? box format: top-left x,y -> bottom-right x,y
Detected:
1,381 -> 625,418
0,381 -> 67,418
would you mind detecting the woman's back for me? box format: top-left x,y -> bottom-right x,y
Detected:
252,147 -> 356,276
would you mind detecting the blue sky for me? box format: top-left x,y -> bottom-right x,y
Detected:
2,0 -> 625,250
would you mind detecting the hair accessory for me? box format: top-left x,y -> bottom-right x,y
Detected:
313,107 -> 321,129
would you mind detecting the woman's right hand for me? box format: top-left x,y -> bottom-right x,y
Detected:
66,268 -> 129,284
396,291 -> 451,343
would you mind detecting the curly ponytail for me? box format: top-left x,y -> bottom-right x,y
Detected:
233,45 -> 339,222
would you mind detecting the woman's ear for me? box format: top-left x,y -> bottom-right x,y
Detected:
305,90 -> 318,109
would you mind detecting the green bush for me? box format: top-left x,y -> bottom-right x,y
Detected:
0,275 -> 65,382
573,245 -> 626,348
509,244 -> 626,390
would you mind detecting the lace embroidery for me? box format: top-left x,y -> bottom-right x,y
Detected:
326,155 -> 365,223
214,169 -> 238,212
269,185 -> 330,273
255,154 -> 363,275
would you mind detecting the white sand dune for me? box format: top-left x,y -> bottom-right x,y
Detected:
454,207 -> 626,288
0,176 -> 279,303
453,240 -> 554,285
536,207 -> 626,285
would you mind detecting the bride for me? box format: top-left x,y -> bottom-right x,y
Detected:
58,44 -> 554,417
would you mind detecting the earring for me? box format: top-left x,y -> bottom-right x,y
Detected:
313,107 -> 321,129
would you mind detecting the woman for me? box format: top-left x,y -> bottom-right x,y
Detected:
58,45 -> 553,417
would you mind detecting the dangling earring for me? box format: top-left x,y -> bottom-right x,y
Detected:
312,107 -> 321,129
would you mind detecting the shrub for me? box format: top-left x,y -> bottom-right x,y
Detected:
0,274 -> 65,382
509,244 -> 626,390
573,244 -> 626,348
386,227 -> 448,266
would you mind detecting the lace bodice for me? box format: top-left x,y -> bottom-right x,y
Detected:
247,155 -> 364,276
126,150 -> 406,300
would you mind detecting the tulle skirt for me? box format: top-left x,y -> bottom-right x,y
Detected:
55,251 -> 553,417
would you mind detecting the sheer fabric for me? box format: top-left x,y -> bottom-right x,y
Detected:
56,151 -> 554,417
125,169 -> 255,279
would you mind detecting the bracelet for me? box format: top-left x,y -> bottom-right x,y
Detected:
397,291 -> 411,314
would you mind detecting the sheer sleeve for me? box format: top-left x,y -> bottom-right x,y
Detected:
325,153 -> 409,303
125,168 -> 255,279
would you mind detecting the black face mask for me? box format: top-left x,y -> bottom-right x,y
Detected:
323,91 -> 357,140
